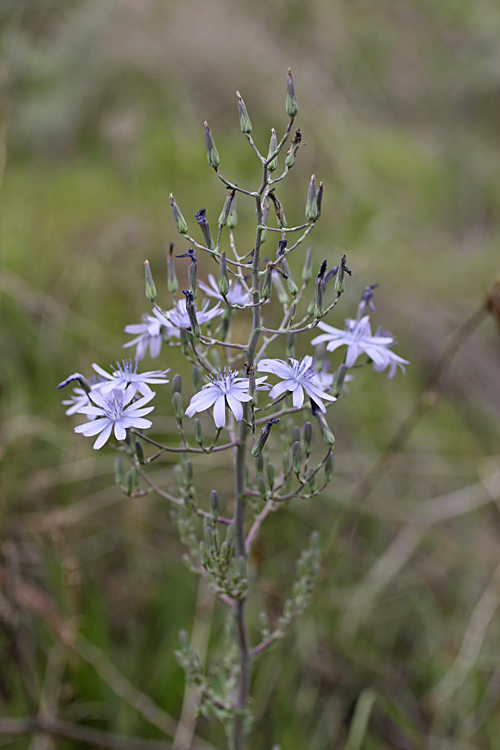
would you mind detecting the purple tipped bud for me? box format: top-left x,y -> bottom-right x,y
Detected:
182,289 -> 201,337
57,373 -> 91,394
314,260 -> 327,318
236,91 -> 252,134
286,68 -> 298,118
195,208 -> 215,251
170,193 -> 188,234
203,121 -> 220,168
251,418 -> 280,458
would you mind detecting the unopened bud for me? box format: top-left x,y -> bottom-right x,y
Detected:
266,462 -> 275,489
267,128 -> 278,172
170,193 -> 188,234
260,194 -> 270,244
218,189 -> 236,230
272,270 -> 290,306
314,260 -> 327,318
227,192 -> 238,228
277,240 -> 297,296
114,456 -> 125,485
286,331 -> 296,359
209,490 -> 219,521
286,68 -> 298,118
332,364 -> 347,398
313,407 -> 335,447
144,260 -> 157,301
257,476 -> 267,498
204,121 -> 219,168
236,91 -> 252,134
334,254 -> 352,295
184,460 -> 193,485
195,209 -> 215,251
252,418 -> 280,458
180,328 -> 191,355
167,243 -> 178,294
316,181 -> 323,218
192,365 -> 202,393
193,418 -> 203,445
262,262 -> 273,299
255,452 -> 264,478
172,374 -> 182,394
125,471 -> 133,496
302,246 -> 313,284
57,373 -> 92,394
303,422 -> 313,456
182,290 -> 201,337
305,175 -> 319,221
218,250 -> 229,297
204,526 -> 214,551
172,391 -> 184,420
308,468 -> 317,493
292,441 -> 302,475
324,452 -> 334,483
135,440 -> 145,465
285,128 -> 302,170
269,192 -> 287,229
292,425 -> 301,444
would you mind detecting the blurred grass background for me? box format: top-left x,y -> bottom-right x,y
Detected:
2,0 -> 500,747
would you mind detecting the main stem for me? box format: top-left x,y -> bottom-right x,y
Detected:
232,172 -> 267,750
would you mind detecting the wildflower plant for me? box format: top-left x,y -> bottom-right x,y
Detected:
58,71 -> 408,750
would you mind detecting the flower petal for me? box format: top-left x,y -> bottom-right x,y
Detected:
93,423 -> 113,449
212,395 -> 226,428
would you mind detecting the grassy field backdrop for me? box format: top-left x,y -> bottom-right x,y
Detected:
2,1 -> 500,748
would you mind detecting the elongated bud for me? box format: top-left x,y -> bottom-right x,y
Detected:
272,270 -> 290,306
172,374 -> 182,394
267,462 -> 275,489
144,260 -> 157,301
193,418 -> 203,445
324,452 -> 334,483
170,193 -> 188,234
316,181 -> 323,218
303,422 -> 313,456
204,526 -> 214,551
204,121 -> 219,168
114,456 -> 125,485
57,373 -> 91,394
314,342 -> 326,371
255,451 -> 264,478
267,128 -> 278,172
252,418 -> 280,458
312,404 -> 335,447
180,328 -> 191,355
135,440 -> 145,465
218,189 -> 236,228
195,208 -> 215,251
314,260 -> 327,318
269,192 -> 287,228
182,290 -> 201,337
292,441 -> 302,475
176,247 -> 198,298
125,471 -> 133,496
286,331 -> 296,359
236,91 -> 252,134
285,128 -> 302,170
184,459 -> 193,485
277,240 -> 298,296
292,425 -> 301,444
286,68 -> 298,118
301,246 -> 313,284
334,254 -> 352,294
218,250 -> 229,297
305,175 -> 319,221
172,391 -> 184,420
257,476 -> 267,498
167,243 -> 178,294
210,490 -> 219,522
227,192 -> 238,228
332,364 -> 348,397
260,194 -> 270,244
308,468 -> 317,493
192,365 -> 202,393
262,262 -> 273,299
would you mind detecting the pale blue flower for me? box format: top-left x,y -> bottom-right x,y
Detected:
124,313 -> 175,360
311,316 -> 409,378
257,356 -> 336,413
185,368 -> 267,428
154,298 -> 223,334
91,360 -> 170,397
198,274 -> 249,306
74,388 -> 155,449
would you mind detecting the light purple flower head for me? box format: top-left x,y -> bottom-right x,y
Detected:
91,360 -> 170,398
154,298 -> 223,335
74,387 -> 155,450
198,274 -> 249,306
311,316 -> 409,378
124,313 -> 175,361
257,356 -> 336,413
185,368 -> 267,429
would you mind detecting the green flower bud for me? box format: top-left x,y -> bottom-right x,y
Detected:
282,451 -> 290,477
255,452 -> 264,478
218,188 -> 236,229
227,192 -> 238,228
210,490 -> 219,522
172,391 -> 184,420
236,91 -> 252,134
314,260 -> 327,319
267,462 -> 275,489
193,418 -> 203,445
284,128 -> 302,170
184,460 -> 193,485
286,331 -> 296,359
135,440 -> 145,465
292,425 -> 301,444
257,476 -> 267,498
302,246 -> 313,284
277,240 -> 298,296
192,365 -> 202,393
204,121 -> 220,168
314,410 -> 335,447
172,374 -> 182,394
316,181 -> 323,218
292,441 -> 302,475
308,468 -> 317,493
286,68 -> 298,118
269,192 -> 287,229
218,250 -> 229,297
251,418 -> 280,458
204,526 -> 214,551
334,254 -> 352,295
324,452 -> 334,483
305,175 -> 319,221
167,243 -> 178,294
180,328 -> 191,355
332,364 -> 347,398
267,128 -> 278,172
182,290 -> 201,337
303,422 -> 313,456
125,471 -> 133,496
144,260 -> 157,302
114,456 -> 125,486
170,193 -> 188,234
262,262 -> 273,300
